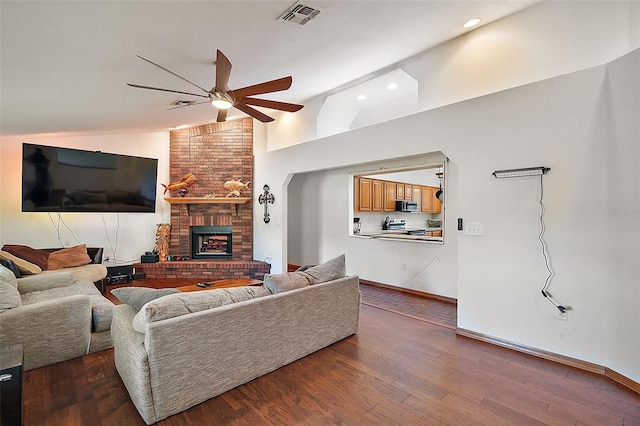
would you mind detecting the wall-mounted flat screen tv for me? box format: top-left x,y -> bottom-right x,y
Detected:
22,143 -> 158,213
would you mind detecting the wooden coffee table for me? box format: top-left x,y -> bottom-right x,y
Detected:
177,278 -> 263,292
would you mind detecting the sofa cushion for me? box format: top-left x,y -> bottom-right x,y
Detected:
1,244 -> 49,270
264,254 -> 346,294
0,250 -> 42,275
47,244 -> 91,270
132,285 -> 272,334
263,271 -> 313,294
20,280 -> 114,333
111,287 -> 180,311
0,281 -> 22,312
0,264 -> 19,288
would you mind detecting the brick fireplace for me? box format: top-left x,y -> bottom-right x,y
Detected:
133,118 -> 270,281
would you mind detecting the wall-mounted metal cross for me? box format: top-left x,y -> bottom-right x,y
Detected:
258,184 -> 275,223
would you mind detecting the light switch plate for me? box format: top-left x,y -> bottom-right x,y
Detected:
465,223 -> 484,235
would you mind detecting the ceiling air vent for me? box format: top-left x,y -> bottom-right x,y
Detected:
170,99 -> 197,107
278,2 -> 320,25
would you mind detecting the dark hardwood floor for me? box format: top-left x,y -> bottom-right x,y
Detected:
22,281 -> 640,425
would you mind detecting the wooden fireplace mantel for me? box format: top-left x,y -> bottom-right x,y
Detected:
164,197 -> 251,205
164,197 -> 251,215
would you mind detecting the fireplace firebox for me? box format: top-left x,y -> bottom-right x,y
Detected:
191,226 -> 232,259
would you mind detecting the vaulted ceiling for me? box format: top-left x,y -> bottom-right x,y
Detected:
0,1 -> 537,136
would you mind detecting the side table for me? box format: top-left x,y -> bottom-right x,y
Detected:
0,344 -> 23,426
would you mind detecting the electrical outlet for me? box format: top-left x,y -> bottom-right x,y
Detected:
465,223 -> 484,236
559,311 -> 568,321
402,263 -> 407,270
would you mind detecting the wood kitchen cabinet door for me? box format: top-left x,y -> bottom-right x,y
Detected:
432,188 -> 442,213
396,183 -> 405,199
411,186 -> 422,211
372,180 -> 384,212
404,184 -> 413,200
356,177 -> 372,212
421,186 -> 434,212
384,181 -> 397,211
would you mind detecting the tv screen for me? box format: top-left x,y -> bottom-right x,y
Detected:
22,143 -> 158,213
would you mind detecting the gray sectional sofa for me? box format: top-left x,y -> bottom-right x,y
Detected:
0,262 -> 114,370
112,271 -> 360,424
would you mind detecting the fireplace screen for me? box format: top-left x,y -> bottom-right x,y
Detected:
191,226 -> 232,259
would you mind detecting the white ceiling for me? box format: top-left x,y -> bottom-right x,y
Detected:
0,1 -> 537,137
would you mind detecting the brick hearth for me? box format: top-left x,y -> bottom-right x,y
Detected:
133,260 -> 270,281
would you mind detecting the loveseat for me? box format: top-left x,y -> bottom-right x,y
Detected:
0,262 -> 114,370
111,256 -> 360,425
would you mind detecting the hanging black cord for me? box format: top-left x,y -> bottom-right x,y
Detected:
538,175 -> 566,313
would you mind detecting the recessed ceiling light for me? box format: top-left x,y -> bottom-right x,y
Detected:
386,83 -> 398,90
463,18 -> 480,28
356,94 -> 367,101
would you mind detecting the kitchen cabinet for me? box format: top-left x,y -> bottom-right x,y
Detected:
396,183 -> 405,200
384,181 -> 397,212
404,184 -> 413,200
355,177 -> 372,212
432,189 -> 442,213
421,186 -> 433,212
411,186 -> 422,211
372,180 -> 384,212
421,186 -> 442,213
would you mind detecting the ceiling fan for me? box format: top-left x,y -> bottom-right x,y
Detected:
128,50 -> 303,123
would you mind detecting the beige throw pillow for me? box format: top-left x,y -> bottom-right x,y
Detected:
0,250 -> 42,275
264,254 -> 346,294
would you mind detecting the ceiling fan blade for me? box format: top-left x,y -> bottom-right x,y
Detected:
242,97 -> 303,112
127,83 -> 209,99
217,109 -> 228,123
229,76 -> 293,100
215,50 -> 232,91
234,103 -> 274,123
167,100 -> 211,110
136,55 -> 210,94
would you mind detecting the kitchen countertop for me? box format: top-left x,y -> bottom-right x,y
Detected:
356,227 -> 443,242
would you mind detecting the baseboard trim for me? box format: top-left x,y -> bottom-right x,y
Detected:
605,367 -> 640,394
358,279 -> 457,305
457,327 -> 640,395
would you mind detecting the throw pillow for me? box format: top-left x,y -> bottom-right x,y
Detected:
0,259 -> 21,279
303,254 -> 346,283
0,263 -> 19,288
47,244 -> 91,270
0,281 -> 22,312
0,250 -> 42,275
1,244 -> 49,270
263,271 -> 313,294
264,254 -> 346,294
110,287 -> 180,311
132,285 -> 272,333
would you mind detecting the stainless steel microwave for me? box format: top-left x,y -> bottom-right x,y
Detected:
395,200 -> 418,212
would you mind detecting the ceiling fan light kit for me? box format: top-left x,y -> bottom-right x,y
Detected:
209,91 -> 234,110
128,50 -> 303,123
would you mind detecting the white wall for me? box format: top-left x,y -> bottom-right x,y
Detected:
254,50 -> 639,383
0,132 -> 171,263
267,0 -> 640,149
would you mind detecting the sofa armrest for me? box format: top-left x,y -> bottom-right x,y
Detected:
16,270 -> 75,294
0,295 -> 92,370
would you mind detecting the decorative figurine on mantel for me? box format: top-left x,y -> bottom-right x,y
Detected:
223,178 -> 251,197
161,173 -> 196,197
155,223 -> 171,262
